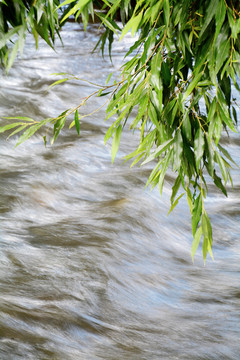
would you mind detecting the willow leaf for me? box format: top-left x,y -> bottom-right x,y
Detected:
111,124 -> 122,163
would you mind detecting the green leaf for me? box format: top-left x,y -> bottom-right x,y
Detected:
218,103 -> 236,133
61,0 -> 91,23
58,0 -> 76,9
163,0 -> 170,27
186,186 -> 193,213
182,113 -> 192,140
0,122 -> 25,134
207,98 -> 216,126
191,193 -> 202,236
168,193 -> 184,215
205,135 -> 215,177
97,13 -> 121,35
120,10 -> 143,40
149,103 -> 161,133
170,175 -> 181,204
151,1 -> 164,24
106,72 -> 113,85
141,138 -> 174,165
215,39 -> 230,75
202,211 -> 212,241
51,116 -> 66,145
6,40 -> 19,73
202,211 -> 213,262
194,129 -> 205,171
214,0 -> 226,41
215,151 -> 228,184
182,72 -> 202,101
198,0 -> 216,40
7,125 -> 28,139
74,109 -> 80,135
202,236 -> 208,263
49,78 -> 69,89
191,226 -> 202,261
159,148 -> 172,195
111,124 -> 122,163
3,116 -> 35,122
173,130 -> 183,170
218,144 -> 238,167
213,171 -> 227,196
15,118 -> 51,147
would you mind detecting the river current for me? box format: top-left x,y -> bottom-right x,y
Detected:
0,23 -> 239,360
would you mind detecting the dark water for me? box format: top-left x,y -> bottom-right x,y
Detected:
0,23 -> 239,360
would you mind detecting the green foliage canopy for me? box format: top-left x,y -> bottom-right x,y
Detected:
0,0 -> 240,262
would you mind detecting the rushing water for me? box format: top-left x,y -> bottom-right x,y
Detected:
0,23 -> 239,360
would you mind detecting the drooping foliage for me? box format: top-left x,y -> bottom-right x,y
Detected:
0,0 -> 62,72
0,0 -> 239,262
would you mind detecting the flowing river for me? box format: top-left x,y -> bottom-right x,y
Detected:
0,23 -> 239,360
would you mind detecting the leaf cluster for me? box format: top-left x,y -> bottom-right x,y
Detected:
0,0 -> 62,72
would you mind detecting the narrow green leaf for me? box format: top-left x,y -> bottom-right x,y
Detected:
202,236 -> 208,263
205,135 -> 215,177
191,226 -> 202,261
7,125 -> 28,139
182,73 -> 202,101
15,118 -> 51,147
141,138 -> 174,165
213,171 -> 227,196
186,187 -> 193,213
145,160 -> 162,188
149,103 -> 161,133
170,175 -> 181,205
173,130 -> 183,170
207,98 -> 216,126
194,129 -> 205,171
159,148 -> 172,195
75,109 -> 80,135
49,78 -> 69,89
167,193 -> 184,215
202,211 -> 212,241
3,116 -> 35,122
202,210 -> 213,262
51,116 -> 66,145
58,0 -> 76,9
214,0 -> 226,41
218,103 -> 237,133
61,0 -> 91,23
218,144 -> 238,167
6,40 -> 19,73
106,72 -> 113,85
215,151 -> 228,184
97,13 -> 121,35
0,123 -> 24,134
191,193 -> 202,236
120,11 -> 143,40
215,39 -> 230,75
182,113 -> 192,140
198,0 -> 216,40
111,124 -> 122,163
163,0 -> 170,27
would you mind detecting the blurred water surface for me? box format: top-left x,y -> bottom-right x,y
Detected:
0,23 -> 239,360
